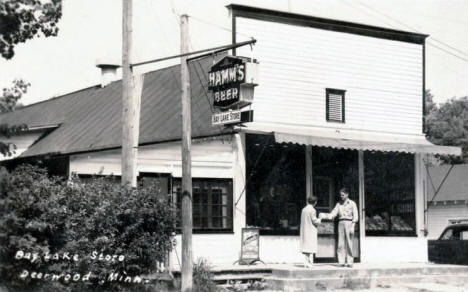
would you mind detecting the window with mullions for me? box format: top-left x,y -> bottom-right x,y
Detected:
246,134 -> 306,235
172,179 -> 233,232
364,152 -> 416,236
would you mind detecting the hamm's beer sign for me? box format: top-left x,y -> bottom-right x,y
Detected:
208,56 -> 258,125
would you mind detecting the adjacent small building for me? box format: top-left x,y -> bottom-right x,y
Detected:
0,5 -> 461,266
426,164 -> 468,239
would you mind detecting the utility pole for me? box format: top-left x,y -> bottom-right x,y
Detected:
122,0 -> 140,187
180,14 -> 193,292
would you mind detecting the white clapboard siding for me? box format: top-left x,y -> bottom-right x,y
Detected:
427,204 -> 468,239
236,17 -> 423,135
70,137 -> 235,178
72,135 -> 248,267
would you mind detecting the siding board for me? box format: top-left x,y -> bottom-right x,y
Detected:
236,17 -> 424,135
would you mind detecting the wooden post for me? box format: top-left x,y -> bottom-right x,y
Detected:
180,14 -> 193,292
306,145 -> 313,199
358,150 -> 365,257
122,0 -> 139,187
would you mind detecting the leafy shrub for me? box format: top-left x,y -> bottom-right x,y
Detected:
193,258 -> 217,292
0,165 -> 177,292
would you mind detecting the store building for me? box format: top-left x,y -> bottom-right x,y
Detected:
0,5 -> 461,266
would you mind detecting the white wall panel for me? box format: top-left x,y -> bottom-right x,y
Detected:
427,204 -> 468,239
70,137 -> 235,178
0,132 -> 45,161
71,135 -> 250,267
236,17 -> 423,135
361,237 -> 428,263
170,234 -> 239,267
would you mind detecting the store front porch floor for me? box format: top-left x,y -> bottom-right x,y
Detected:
182,262 -> 468,291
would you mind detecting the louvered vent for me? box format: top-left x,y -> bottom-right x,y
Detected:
326,88 -> 345,123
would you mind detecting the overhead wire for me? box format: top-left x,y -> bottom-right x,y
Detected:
150,3 -> 182,92
146,4 -> 273,219
189,15 -> 254,40
354,0 -> 468,62
340,0 -> 468,79
186,16 -> 264,214
169,0 -> 180,18
339,0 -> 396,29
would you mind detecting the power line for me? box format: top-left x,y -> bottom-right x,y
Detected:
339,0 -> 468,84
340,0 -> 396,29
190,15 -> 232,33
169,0 -> 180,18
151,7 -> 183,92
427,41 -> 468,63
355,0 -> 468,61
189,14 -> 254,40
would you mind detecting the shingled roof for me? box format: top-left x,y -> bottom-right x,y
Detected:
0,54 -> 232,158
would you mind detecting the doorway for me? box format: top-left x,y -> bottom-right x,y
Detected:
311,147 -> 360,262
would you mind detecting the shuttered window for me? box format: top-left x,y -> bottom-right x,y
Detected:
326,88 -> 345,123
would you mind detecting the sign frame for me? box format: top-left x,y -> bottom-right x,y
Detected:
212,109 -> 253,126
208,55 -> 258,109
233,227 -> 265,265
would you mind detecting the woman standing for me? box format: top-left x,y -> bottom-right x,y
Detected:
300,196 -> 321,268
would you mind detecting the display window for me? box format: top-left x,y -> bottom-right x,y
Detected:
364,152 -> 416,236
245,134 -> 306,235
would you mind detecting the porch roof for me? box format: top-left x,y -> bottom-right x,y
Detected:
238,123 -> 461,156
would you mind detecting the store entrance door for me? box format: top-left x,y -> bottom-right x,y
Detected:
311,147 -> 360,263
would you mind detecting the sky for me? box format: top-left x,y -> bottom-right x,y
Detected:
1,0 -> 468,105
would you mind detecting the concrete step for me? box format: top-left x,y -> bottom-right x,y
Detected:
271,265 -> 468,279
404,283 -> 468,292
213,272 -> 268,285
213,273 -> 264,281
267,273 -> 468,291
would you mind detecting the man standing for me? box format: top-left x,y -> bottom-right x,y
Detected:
322,188 -> 358,267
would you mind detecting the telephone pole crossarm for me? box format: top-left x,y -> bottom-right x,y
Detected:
131,39 -> 256,68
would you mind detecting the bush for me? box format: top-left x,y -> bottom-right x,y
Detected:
193,258 -> 217,292
0,165 -> 177,292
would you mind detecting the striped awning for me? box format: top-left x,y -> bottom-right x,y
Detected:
275,132 -> 461,155
239,123 -> 461,156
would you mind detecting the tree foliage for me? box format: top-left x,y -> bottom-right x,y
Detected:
425,90 -> 468,164
0,0 -> 62,156
1,79 -> 29,113
0,0 -> 62,59
0,165 -> 177,292
0,79 -> 30,157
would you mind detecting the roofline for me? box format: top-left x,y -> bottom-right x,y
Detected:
0,63 -> 182,114
0,84 -> 102,114
27,124 -> 61,132
227,4 -> 428,45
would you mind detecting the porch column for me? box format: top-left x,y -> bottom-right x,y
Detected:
414,153 -> 426,238
358,150 -> 366,259
306,145 -> 313,199
234,133 -> 247,234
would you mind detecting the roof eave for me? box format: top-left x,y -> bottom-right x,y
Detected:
227,4 -> 428,45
